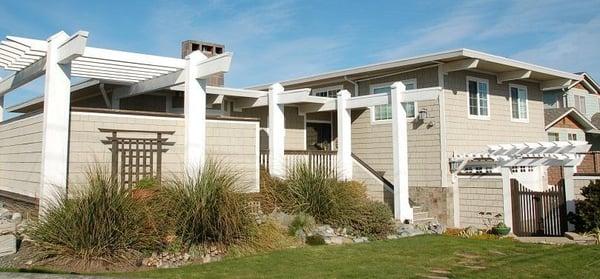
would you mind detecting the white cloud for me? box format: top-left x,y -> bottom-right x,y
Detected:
511,16 -> 600,77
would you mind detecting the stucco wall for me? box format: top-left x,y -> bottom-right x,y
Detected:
457,176 -> 504,228
68,111 -> 259,192
0,113 -> 44,198
445,70 -> 547,154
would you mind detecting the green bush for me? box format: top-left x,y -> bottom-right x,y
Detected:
569,180 -> 600,232
305,235 -> 326,246
262,162 -> 394,237
28,167 -> 160,263
160,160 -> 254,246
349,201 -> 394,239
135,176 -> 159,189
288,213 -> 316,236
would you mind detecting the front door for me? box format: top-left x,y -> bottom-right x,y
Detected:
306,122 -> 332,150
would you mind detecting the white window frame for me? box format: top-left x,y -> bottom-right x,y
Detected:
311,85 -> 343,98
509,83 -> 529,123
548,132 -> 559,141
573,94 -> 587,114
370,79 -> 417,124
466,76 -> 491,120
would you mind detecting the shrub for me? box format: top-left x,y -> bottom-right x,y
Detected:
305,235 -> 326,246
267,163 -> 367,227
568,180 -> 600,232
160,160 -> 254,246
135,176 -> 159,189
348,201 -> 394,239
228,218 -> 301,257
28,167 -> 160,264
288,213 -> 316,236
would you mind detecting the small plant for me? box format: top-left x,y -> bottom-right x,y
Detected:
288,213 -> 316,236
305,235 -> 326,246
492,222 -> 511,236
568,180 -> 600,232
479,211 -> 503,230
160,160 -> 254,246
459,227 -> 484,238
228,218 -> 301,257
583,228 -> 600,245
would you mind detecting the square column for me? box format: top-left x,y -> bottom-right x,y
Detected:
184,51 -> 208,171
0,95 -> 4,122
563,166 -> 576,231
268,83 -> 285,178
39,32 -> 72,213
391,81 -> 413,222
500,167 -> 514,229
336,90 -> 352,180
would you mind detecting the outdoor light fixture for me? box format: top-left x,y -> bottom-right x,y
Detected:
418,108 -> 428,120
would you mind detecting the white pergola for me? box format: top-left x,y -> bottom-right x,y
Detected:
0,31 -> 232,213
451,141 -> 591,230
0,30 -> 441,222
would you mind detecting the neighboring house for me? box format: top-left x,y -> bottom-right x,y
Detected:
0,31 -> 597,237
545,107 -> 599,141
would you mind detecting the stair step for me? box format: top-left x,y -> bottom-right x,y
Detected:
412,206 -> 424,213
413,217 -> 435,225
413,212 -> 429,220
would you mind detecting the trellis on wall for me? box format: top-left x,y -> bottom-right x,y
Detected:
100,128 -> 174,187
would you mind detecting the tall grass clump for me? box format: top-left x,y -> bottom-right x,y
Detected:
28,167 -> 160,264
160,160 -> 254,246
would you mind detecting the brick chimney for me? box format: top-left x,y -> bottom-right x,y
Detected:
181,40 -> 225,87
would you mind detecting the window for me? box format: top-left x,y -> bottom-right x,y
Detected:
467,77 -> 489,119
568,133 -> 577,141
574,95 -> 587,114
510,84 -> 528,121
312,86 -> 342,98
548,132 -> 559,141
371,79 -> 416,121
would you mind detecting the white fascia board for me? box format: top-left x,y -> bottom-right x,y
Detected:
298,100 -> 337,114
0,57 -> 46,96
345,87 -> 442,109
120,69 -> 186,97
247,49 -> 465,90
462,49 -> 581,81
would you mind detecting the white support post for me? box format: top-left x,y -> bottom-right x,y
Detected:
268,83 -> 285,178
501,167 -> 513,230
0,95 -> 4,122
39,32 -> 72,214
336,90 -> 352,180
563,166 -> 576,231
391,82 -> 413,222
184,51 -> 208,172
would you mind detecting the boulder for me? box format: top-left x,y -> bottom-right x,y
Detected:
396,223 -> 424,237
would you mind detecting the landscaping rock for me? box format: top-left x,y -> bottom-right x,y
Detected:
269,211 -> 295,228
142,251 -> 192,268
314,225 -> 336,237
0,234 -> 16,257
396,223 -> 424,237
425,221 -> 445,235
353,237 -> 369,243
565,232 -> 598,245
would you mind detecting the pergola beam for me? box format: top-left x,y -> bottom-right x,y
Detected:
497,70 -> 532,84
440,58 -> 479,73
0,57 -> 46,96
57,31 -> 88,64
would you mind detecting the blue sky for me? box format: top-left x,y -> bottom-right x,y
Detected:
1,0 -> 600,115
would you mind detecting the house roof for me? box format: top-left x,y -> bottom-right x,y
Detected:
248,48 -> 582,90
544,107 -> 599,132
570,72 -> 600,94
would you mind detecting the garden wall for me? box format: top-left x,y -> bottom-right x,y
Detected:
457,176 -> 504,228
0,112 -> 44,199
68,110 -> 260,192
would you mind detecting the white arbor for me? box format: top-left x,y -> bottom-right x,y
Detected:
0,30 -> 232,214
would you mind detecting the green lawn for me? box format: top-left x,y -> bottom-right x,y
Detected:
118,235 -> 600,279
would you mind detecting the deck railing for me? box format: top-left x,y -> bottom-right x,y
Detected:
260,150 -> 337,175
576,152 -> 600,175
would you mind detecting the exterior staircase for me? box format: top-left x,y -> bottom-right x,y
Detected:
412,205 -> 435,225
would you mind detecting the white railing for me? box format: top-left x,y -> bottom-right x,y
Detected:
260,150 -> 337,176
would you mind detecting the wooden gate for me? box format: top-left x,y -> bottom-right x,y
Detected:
510,179 -> 567,236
